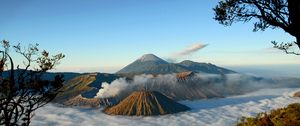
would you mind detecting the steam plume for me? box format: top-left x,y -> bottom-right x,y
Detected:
95,73 -> 300,100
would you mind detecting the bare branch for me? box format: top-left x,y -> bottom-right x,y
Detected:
272,41 -> 300,55
213,0 -> 300,54
0,40 -> 65,126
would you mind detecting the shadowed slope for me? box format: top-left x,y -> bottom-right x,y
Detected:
116,53 -> 190,75
116,54 -> 236,75
104,91 -> 190,116
54,74 -> 97,102
63,94 -> 116,108
178,60 -> 235,74
54,73 -> 120,103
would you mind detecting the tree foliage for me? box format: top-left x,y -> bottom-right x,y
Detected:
0,40 -> 65,126
214,0 -> 300,55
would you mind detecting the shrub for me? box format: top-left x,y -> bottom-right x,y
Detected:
236,103 -> 300,126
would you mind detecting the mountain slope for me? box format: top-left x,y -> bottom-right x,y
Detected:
117,54 -> 235,75
104,91 -> 190,116
64,94 -> 116,108
54,73 -> 120,103
178,60 -> 235,74
117,54 -> 172,74
137,53 -> 168,63
118,63 -> 190,75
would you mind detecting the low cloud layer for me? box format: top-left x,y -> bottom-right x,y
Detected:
95,73 -> 300,100
32,88 -> 300,126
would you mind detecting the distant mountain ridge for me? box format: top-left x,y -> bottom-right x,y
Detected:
116,54 -> 236,75
178,60 -> 235,74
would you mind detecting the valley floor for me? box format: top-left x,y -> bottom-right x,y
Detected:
31,88 -> 300,126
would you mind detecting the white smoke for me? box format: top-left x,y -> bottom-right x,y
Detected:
167,43 -> 208,62
95,75 -> 156,98
95,78 -> 129,98
94,73 -> 300,100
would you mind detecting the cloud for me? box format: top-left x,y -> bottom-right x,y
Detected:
31,88 -> 300,126
94,73 -> 300,100
166,43 -> 208,62
176,43 -> 208,56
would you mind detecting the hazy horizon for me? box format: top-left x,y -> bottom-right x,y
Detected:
50,57 -> 300,78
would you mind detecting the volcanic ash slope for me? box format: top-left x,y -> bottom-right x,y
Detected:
104,91 -> 190,116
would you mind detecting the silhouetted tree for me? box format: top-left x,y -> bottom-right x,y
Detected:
214,0 -> 300,55
0,40 -> 65,126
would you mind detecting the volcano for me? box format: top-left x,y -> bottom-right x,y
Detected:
116,54 -> 187,75
116,54 -> 236,75
104,91 -> 190,116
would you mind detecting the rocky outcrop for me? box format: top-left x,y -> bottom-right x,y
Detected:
64,95 -> 116,108
176,71 -> 195,81
294,91 -> 300,97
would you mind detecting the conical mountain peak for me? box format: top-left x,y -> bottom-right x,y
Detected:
137,54 -> 167,63
104,91 -> 190,116
116,54 -> 235,75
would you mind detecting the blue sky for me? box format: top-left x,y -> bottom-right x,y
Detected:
0,0 -> 299,75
